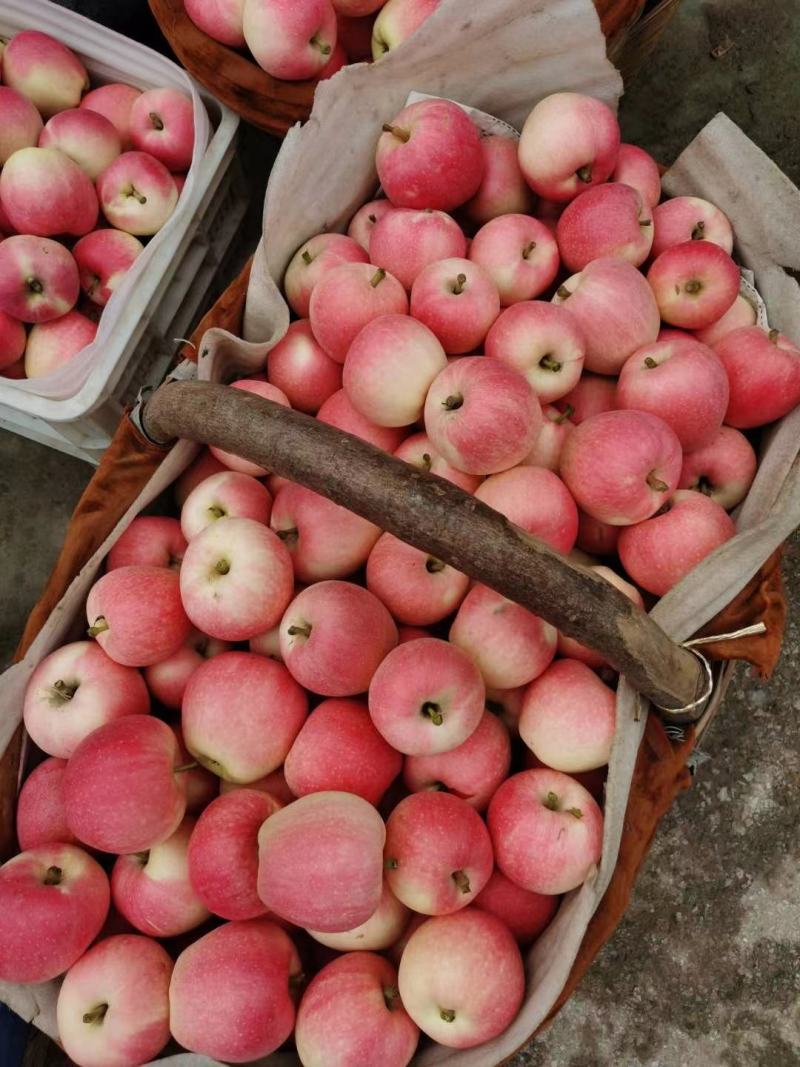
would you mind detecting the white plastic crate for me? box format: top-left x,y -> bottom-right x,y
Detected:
0,1 -> 246,464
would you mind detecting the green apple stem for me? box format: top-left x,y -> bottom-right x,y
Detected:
644,356 -> 659,368
382,123 -> 410,143
556,284 -> 572,300
544,791 -> 561,811
288,622 -> 312,639
82,1004 -> 108,1026
440,1009 -> 457,1023
576,165 -> 593,183
691,220 -> 706,240
646,471 -> 669,492
442,393 -> 463,411
421,701 -> 444,726
522,240 -> 537,260
539,355 -> 562,372
43,866 -> 62,886
383,986 -> 400,1011
554,404 -> 574,425
452,869 -> 471,894
87,616 -> 109,638
149,111 -> 165,131
567,806 -> 584,819
26,276 -> 44,294
370,268 -> 386,288
452,273 -> 467,295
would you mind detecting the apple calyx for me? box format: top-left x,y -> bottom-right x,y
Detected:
149,111 -> 165,132
207,504 -> 227,520
522,240 -> 537,260
421,700 -> 444,726
539,354 -> 561,373
370,267 -> 387,288
383,985 -> 400,1012
49,679 -> 78,704
684,279 -> 703,295
768,328 -> 780,344
25,276 -> 44,295
440,1008 -> 457,1023
368,213 -> 377,224
86,273 -> 101,297
646,470 -> 669,493
451,869 -> 471,894
288,622 -> 312,639
554,404 -> 574,425
451,273 -> 468,296
276,526 -> 299,547
420,452 -> 433,471
556,284 -> 572,300
42,865 -> 63,887
425,557 -> 446,574
576,165 -> 593,184
310,34 -> 332,56
640,218 -> 652,227
644,356 -> 659,369
134,850 -> 150,866
87,616 -> 109,638
82,1003 -> 108,1026
442,393 -> 463,412
696,475 -> 714,496
301,249 -> 313,266
691,220 -> 706,240
213,558 -> 231,576
382,123 -> 410,144
384,857 -> 399,869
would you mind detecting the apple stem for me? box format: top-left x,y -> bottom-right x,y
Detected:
370,268 -> 386,288
576,165 -> 593,183
646,471 -> 669,493
301,250 -> 313,266
691,220 -> 706,240
276,526 -> 299,546
421,701 -> 444,725
134,850 -> 150,865
174,762 -> 199,774
640,218 -> 652,227
554,404 -> 574,424
50,679 -> 77,702
149,111 -> 165,131
383,986 -> 400,1011
452,869 -> 471,894
207,504 -> 226,519
382,123 -> 410,143
539,355 -> 562,373
768,328 -> 780,343
310,34 -> 331,56
420,452 -> 433,471
567,806 -> 584,819
696,475 -> 714,496
213,558 -> 231,575
384,857 -> 399,869
522,240 -> 537,260
556,284 -> 571,300
129,185 -> 147,205
644,356 -> 658,368
543,791 -> 561,811
87,616 -> 109,638
451,273 -> 467,295
440,1009 -> 457,1023
288,622 -> 312,638
684,280 -> 703,294
82,1004 -> 108,1026
43,865 -> 62,886
26,276 -> 44,294
442,394 -> 463,411
425,557 -> 446,573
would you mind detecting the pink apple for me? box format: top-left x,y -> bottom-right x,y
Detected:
678,425 -> 757,509
16,758 -> 76,850
647,240 -> 740,329
280,580 -> 398,696
424,357 -> 540,475
376,98 -> 483,212
485,300 -> 585,402
369,207 -> 466,290
111,816 -> 210,936
0,147 -> 97,237
488,768 -> 603,894
561,410 -> 682,524
0,843 -> 109,983
371,0 -> 439,58
243,0 -> 337,80
0,235 -> 79,323
484,687 -> 525,737
403,709 -> 511,811
518,92 -> 620,202
535,196 -> 564,233
449,581 -> 557,689
475,465 -> 579,552
188,788 -> 281,920
618,489 -> 736,596
333,0 -> 384,12
410,257 -> 499,353
556,182 -> 653,272
576,509 -> 620,555
525,403 -> 575,470
181,470 -> 272,540
266,319 -> 342,413
185,0 -> 246,45
24,310 -> 97,378
306,880 -> 410,950
398,625 -> 430,643
474,868 -> 558,944
284,233 -> 369,319
73,229 -> 144,306
284,697 -> 401,804
23,639 -> 149,759
0,86 -> 43,163
182,651 -> 307,782
86,564 -> 191,666
180,516 -> 294,640
610,143 -> 661,207
310,261 -> 408,363
398,908 -> 525,1048
56,934 -> 172,1067
469,214 -> 560,306
208,379 -> 291,476
714,325 -> 800,428
552,257 -> 660,374
366,532 -> 470,626
170,725 -> 219,813
651,195 -> 734,258
258,791 -> 385,931
106,515 -> 186,570
144,628 -> 230,709
0,309 -> 26,370
174,449 -> 228,507
393,431 -> 482,492
318,40 -> 348,78
368,637 -> 484,755
39,108 -> 121,180
296,952 -> 419,1067
465,133 -> 536,225
555,372 -> 618,425
219,766 -> 296,805
557,565 -> 643,666
695,293 -> 757,346
347,198 -> 393,251
3,31 -> 88,118
316,387 -> 408,450
617,335 -> 730,451
65,715 -> 188,853
337,10 -> 375,59
97,151 -> 178,236
80,84 -> 142,148
129,88 -> 194,171
270,481 -> 380,580
169,919 -> 302,1061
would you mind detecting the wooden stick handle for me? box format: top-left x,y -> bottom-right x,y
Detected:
142,381 -> 706,717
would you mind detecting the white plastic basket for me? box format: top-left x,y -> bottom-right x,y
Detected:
0,0 -> 246,464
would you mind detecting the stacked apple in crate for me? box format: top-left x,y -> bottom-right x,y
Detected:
0,30 -> 196,381
3,92 -> 800,1067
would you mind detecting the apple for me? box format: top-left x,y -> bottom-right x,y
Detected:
576,509 -> 620,556
485,300 -> 585,403
280,580 -> 398,696
556,182 -> 654,271
469,214 -> 560,306
398,625 -> 430,643
0,843 -> 109,982
618,489 -> 736,596
181,470 -> 272,540
0,235 -> 79,324
535,196 -> 564,233
474,869 -> 558,945
694,293 -> 757,346
398,908 -> 525,1048
24,310 -> 97,378
525,404 -> 574,470
678,425 -> 758,509
552,257 -> 660,374
393,431 -> 482,492
369,207 -> 466,290
651,195 -> 734,258
174,449 -> 228,507
474,465 -> 579,552
258,791 -> 385,931
343,313 -> 447,426
106,515 -> 186,571
180,516 -> 294,641
610,143 -> 661,207
219,766 -> 296,805
284,233 -> 369,319
310,261 -> 408,363
0,86 -> 43,163
366,532 -> 470,626
371,0 -> 439,58
243,0 -> 338,80
182,650 -> 307,782
368,637 -> 485,756
333,0 -> 384,12
518,92 -> 620,202
316,387 -> 408,450
185,0 -> 246,45
207,378 -> 291,476
296,952 -> 419,1067
72,229 -> 144,307
0,147 -> 97,237
39,108 -> 121,181
270,481 -> 381,581
347,198 -> 393,251
169,725 -> 218,813
169,919 -> 302,1061
713,325 -> 800,428
376,98 -> 483,212
557,565 -> 643,666
561,410 -> 682,524
3,31 -> 88,118
129,88 -> 194,172
97,151 -> 178,236
64,715 -> 188,854
0,310 -> 26,371
266,319 -> 342,413
424,356 -> 540,475
488,768 -> 603,894
403,709 -> 511,811
16,758 -> 76,850
80,84 -> 142,148
465,133 -> 536,225
410,257 -> 499,353
616,335 -> 730,451
143,629 -> 229,709
22,639 -> 149,759
306,880 -> 410,951
56,934 -> 172,1067
555,372 -> 617,424
647,240 -> 740,329
484,686 -> 525,737
86,564 -> 191,666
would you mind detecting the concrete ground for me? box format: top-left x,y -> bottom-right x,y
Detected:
2,1 -> 799,1064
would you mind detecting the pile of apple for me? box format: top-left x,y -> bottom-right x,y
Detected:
184,0 -> 437,80
3,90 -> 800,1067
0,30 -> 195,382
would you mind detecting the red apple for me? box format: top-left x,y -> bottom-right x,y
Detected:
3,31 -> 88,118
713,325 -> 800,428
24,309 -> 97,379
347,197 -> 393,250
16,757 -> 76,850
40,108 -> 122,181
266,319 -> 342,414
647,240 -> 740,330
243,0 -> 337,80
555,371 -> 617,424
106,515 -> 186,571
366,532 -> 470,625
369,207 -> 466,290
73,229 -> 144,307
144,629 -> 230,710
180,470 -> 272,540
678,425 -> 758,509
129,88 -> 194,172
470,213 -> 560,306
80,84 -> 142,148
394,431 -> 482,492
316,387 -> 408,450
525,403 -> 575,470
0,86 -> 43,163
310,261 -> 408,363
0,234 -> 79,323
694,293 -> 757,346
209,379 -> 291,476
556,182 -> 653,271
410,257 -> 500,353
485,300 -> 585,403
465,133 -> 536,225
610,143 -> 661,207
475,465 -> 579,553
306,880 -> 410,951
184,0 -> 246,46
97,151 -> 178,236
284,233 -> 368,318
474,868 -> 558,944
651,195 -> 734,258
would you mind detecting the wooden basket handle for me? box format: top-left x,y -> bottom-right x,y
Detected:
141,381 -> 706,718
